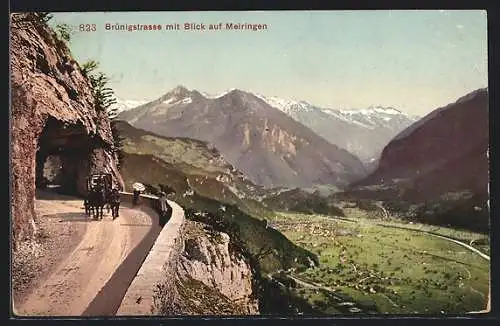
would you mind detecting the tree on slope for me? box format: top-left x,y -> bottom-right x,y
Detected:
82,60 -> 125,168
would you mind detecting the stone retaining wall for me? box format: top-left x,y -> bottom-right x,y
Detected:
116,192 -> 185,316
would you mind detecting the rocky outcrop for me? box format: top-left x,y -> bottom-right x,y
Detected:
116,197 -> 258,315
176,220 -> 259,314
10,13 -> 124,246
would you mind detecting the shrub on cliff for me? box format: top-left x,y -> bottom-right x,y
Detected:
11,12 -> 52,26
81,60 -> 99,78
54,23 -> 72,43
81,60 -> 124,168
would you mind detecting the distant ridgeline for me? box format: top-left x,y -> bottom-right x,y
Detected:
346,88 -> 489,232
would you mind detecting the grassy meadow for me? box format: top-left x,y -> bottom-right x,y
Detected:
270,208 -> 490,314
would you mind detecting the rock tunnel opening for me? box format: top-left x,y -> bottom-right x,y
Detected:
40,154 -> 64,189
36,117 -> 94,196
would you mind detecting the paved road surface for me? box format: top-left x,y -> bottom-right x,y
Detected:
15,195 -> 161,317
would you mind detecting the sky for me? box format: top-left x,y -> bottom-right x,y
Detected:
49,10 -> 488,115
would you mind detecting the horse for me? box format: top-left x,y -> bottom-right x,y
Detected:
84,198 -> 92,216
88,184 -> 106,220
109,188 -> 121,220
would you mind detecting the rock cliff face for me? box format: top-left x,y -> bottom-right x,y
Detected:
10,13 -> 124,245
176,220 -> 259,314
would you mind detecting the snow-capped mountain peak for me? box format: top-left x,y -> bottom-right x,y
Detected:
157,85 -> 204,107
111,98 -> 150,114
370,106 -> 403,115
162,97 -> 193,105
254,94 -> 315,114
201,88 -> 238,99
247,92 -> 419,162
340,105 -> 404,116
253,93 -> 414,128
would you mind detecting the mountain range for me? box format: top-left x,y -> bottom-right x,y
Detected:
117,86 -> 367,189
116,85 -> 489,230
115,88 -> 418,165
253,94 -> 419,163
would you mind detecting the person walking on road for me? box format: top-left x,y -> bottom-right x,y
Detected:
133,189 -> 140,206
158,191 -> 171,227
132,182 -> 145,206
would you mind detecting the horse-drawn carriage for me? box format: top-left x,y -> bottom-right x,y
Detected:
84,173 -> 120,220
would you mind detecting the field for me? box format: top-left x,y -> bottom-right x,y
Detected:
270,208 -> 490,314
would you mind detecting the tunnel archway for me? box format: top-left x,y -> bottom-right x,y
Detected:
35,117 -> 95,196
